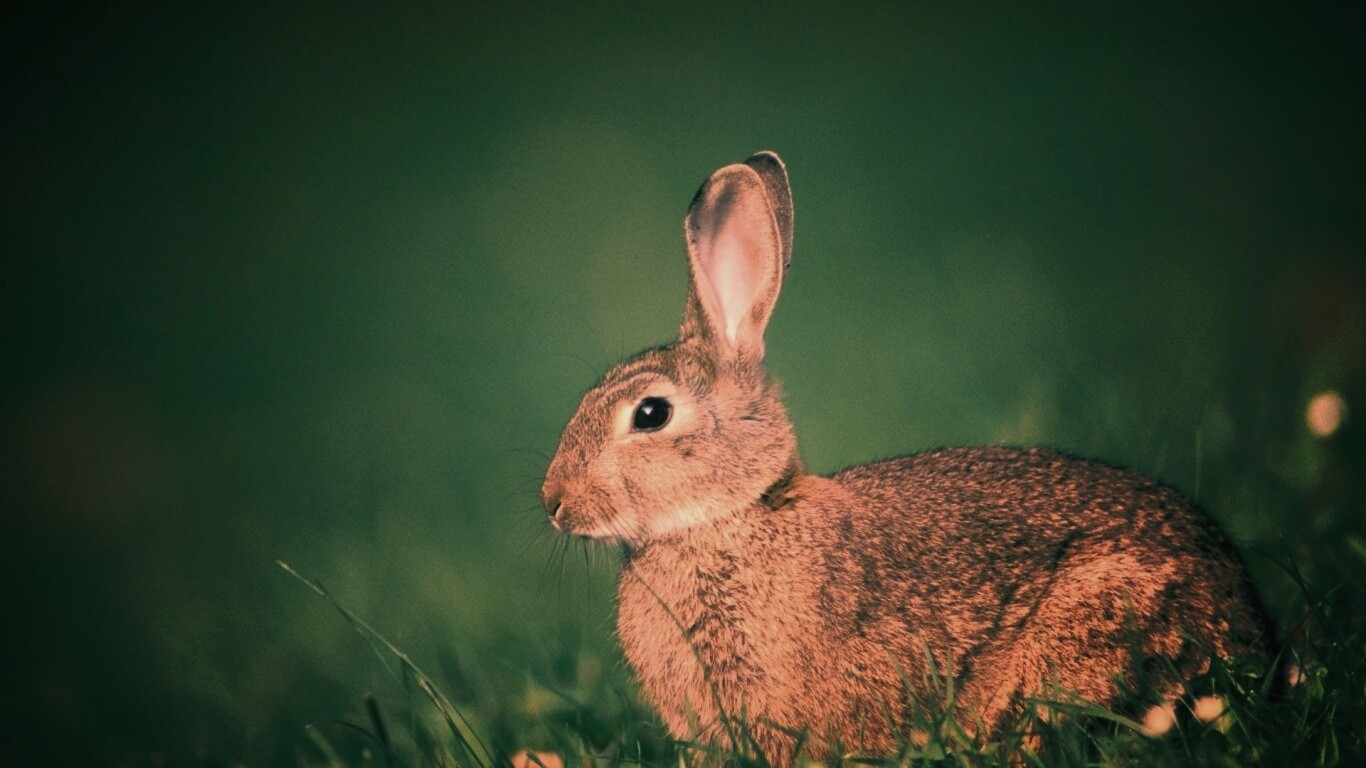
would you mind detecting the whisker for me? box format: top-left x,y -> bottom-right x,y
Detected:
547,350 -> 601,379
504,452 -> 552,473
534,535 -> 558,598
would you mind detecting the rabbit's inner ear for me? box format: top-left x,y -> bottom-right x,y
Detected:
683,164 -> 783,361
696,211 -> 767,345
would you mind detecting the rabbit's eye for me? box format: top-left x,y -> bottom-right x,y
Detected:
632,397 -> 672,432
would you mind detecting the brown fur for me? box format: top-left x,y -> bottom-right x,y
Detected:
541,152 -> 1273,764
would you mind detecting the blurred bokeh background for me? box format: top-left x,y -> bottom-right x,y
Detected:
2,3 -> 1362,766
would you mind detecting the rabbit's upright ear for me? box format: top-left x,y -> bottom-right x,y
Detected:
744,151 -> 793,269
681,153 -> 791,363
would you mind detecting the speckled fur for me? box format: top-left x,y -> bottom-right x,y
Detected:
541,153 -> 1273,764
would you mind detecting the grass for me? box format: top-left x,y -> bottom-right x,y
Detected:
281,540 -> 1366,768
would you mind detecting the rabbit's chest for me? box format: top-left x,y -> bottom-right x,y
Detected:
618,551 -> 767,666
616,545 -> 812,724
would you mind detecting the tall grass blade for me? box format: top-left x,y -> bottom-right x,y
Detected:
280,561 -> 501,768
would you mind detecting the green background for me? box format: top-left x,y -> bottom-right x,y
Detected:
2,3 -> 1362,765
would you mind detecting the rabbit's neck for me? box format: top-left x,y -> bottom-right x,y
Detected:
636,498 -> 745,541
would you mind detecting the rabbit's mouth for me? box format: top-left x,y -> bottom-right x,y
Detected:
549,497 -> 637,542
547,502 -> 566,531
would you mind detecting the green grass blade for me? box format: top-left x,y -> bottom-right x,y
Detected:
280,560 -> 500,768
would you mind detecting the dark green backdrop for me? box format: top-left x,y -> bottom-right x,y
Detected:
2,4 -> 1362,766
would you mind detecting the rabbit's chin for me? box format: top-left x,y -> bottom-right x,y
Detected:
560,501 -> 733,545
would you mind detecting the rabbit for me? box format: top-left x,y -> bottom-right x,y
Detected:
540,151 -> 1274,763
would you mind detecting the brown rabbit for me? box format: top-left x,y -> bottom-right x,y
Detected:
540,152 -> 1273,763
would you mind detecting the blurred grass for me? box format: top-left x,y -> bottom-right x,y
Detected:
1,3 -> 1363,767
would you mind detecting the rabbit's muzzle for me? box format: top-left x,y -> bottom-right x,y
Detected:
541,475 -> 599,536
541,481 -> 565,529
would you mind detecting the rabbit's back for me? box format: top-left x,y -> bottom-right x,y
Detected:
826,445 -> 1273,699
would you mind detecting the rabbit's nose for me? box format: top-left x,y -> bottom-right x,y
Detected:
541,476 -> 562,511
541,482 -> 565,522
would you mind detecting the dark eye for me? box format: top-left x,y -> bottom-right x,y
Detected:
632,397 -> 672,432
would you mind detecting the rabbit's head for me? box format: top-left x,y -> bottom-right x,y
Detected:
541,152 -> 799,546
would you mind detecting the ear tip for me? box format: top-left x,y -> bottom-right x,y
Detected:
695,153 -> 787,201
745,151 -> 787,175
690,162 -> 767,207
